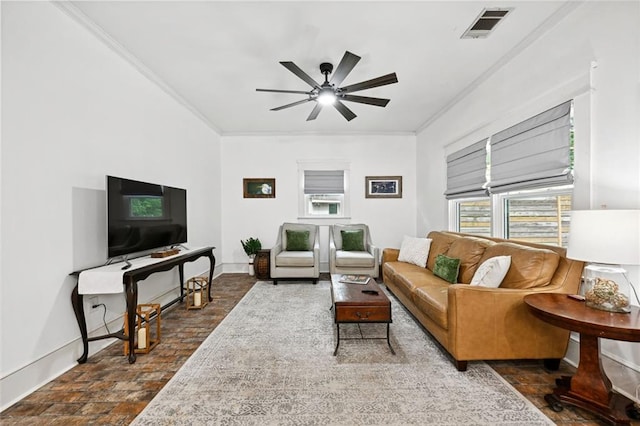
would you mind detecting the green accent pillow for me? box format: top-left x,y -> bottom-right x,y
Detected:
433,254 -> 461,284
341,229 -> 365,251
286,230 -> 310,251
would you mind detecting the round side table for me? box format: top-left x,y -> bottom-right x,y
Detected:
525,293 -> 640,425
254,249 -> 270,280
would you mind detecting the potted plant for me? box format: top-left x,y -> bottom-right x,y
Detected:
240,237 -> 262,276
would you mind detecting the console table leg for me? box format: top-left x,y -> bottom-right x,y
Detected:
179,264 -> 185,302
333,323 -> 340,356
207,253 -> 215,302
125,278 -> 138,364
71,285 -> 89,364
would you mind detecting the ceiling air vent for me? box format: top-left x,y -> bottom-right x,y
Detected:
461,8 -> 512,39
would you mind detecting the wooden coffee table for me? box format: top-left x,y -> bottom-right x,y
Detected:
330,274 -> 394,356
525,293 -> 640,425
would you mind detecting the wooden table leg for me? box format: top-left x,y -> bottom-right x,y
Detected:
549,333 -> 634,425
71,285 -> 89,364
207,252 -> 215,302
125,278 -> 138,364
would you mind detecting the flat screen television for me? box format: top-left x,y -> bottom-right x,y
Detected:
107,176 -> 187,259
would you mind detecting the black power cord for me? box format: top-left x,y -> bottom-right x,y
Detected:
92,303 -> 111,334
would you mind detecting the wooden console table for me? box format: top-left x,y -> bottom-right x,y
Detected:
71,247 -> 215,364
524,293 -> 640,425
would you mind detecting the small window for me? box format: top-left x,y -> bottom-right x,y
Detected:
299,164 -> 350,218
455,198 -> 492,236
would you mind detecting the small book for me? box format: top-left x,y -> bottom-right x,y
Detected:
339,274 -> 370,285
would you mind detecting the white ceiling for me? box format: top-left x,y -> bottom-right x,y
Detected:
65,1 -> 576,135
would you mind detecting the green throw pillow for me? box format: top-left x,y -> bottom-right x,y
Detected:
341,229 -> 365,251
286,230 -> 310,251
433,254 -> 461,284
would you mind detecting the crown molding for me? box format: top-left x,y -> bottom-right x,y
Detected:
52,1 -> 222,135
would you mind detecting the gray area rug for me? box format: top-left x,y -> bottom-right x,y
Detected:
132,281 -> 553,425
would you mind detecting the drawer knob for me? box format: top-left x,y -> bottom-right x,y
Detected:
356,311 -> 370,319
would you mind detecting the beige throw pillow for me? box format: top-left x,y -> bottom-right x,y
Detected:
470,256 -> 511,288
398,236 -> 432,268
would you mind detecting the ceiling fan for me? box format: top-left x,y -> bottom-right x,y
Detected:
256,51 -> 398,122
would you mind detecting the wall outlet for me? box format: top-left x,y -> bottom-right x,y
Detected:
88,296 -> 100,310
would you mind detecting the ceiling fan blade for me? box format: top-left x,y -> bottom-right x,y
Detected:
329,51 -> 361,87
270,98 -> 313,111
333,100 -> 357,121
306,103 -> 323,121
340,73 -> 398,93
256,88 -> 313,95
280,61 -> 320,89
340,94 -> 390,107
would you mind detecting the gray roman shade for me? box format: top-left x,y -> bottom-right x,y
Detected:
304,170 -> 344,194
445,138 -> 489,199
487,100 -> 573,193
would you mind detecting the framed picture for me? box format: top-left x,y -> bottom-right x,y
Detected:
365,176 -> 402,198
243,178 -> 276,198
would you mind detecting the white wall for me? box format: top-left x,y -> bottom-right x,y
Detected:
416,1 -> 640,396
221,134 -> 416,272
0,2 -> 222,409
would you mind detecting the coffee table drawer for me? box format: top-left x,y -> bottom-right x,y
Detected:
335,305 -> 391,322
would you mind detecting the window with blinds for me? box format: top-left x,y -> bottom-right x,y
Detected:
448,100 -> 574,247
301,169 -> 347,217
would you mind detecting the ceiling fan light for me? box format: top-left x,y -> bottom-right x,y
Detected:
318,89 -> 336,105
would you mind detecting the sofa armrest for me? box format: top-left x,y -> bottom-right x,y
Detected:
447,283 -> 572,360
382,248 -> 400,263
329,235 -> 337,262
270,243 -> 283,264
313,233 -> 320,269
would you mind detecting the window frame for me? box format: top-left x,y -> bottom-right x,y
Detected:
448,196 -> 492,236
298,160 -> 351,220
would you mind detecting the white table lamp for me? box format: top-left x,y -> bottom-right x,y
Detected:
567,209 -> 640,313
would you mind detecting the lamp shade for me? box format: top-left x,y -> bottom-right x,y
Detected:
566,210 -> 640,265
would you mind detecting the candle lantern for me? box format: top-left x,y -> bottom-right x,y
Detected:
123,303 -> 161,355
185,276 -> 209,310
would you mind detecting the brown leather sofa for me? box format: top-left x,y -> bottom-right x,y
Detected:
382,231 -> 584,371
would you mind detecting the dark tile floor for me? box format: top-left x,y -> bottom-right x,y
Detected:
1,273 -> 635,425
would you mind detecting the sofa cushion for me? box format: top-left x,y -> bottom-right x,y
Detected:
413,281 -> 449,329
286,230 -> 310,251
275,251 -> 315,267
470,255 -> 511,288
383,261 -> 432,300
433,254 -> 461,283
426,231 -> 458,271
445,237 -> 493,283
479,243 -> 560,289
398,236 -> 431,267
341,229 -> 365,251
335,250 -> 375,267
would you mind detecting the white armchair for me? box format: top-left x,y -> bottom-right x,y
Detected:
329,224 -> 379,278
270,223 -> 320,285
